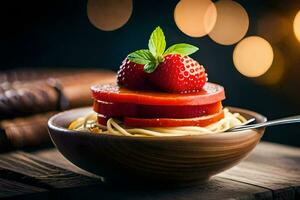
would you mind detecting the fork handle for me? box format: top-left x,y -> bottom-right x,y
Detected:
230,115 -> 300,132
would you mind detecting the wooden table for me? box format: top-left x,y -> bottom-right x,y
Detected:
0,142 -> 299,200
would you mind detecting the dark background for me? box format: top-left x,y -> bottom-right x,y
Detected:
0,0 -> 300,146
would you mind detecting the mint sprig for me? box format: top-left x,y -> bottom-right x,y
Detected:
127,26 -> 199,73
163,43 -> 198,56
149,27 -> 166,58
127,49 -> 155,65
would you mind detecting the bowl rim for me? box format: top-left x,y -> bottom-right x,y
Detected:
48,106 -> 267,141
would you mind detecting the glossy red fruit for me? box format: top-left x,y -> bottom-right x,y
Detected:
123,110 -> 224,127
117,58 -> 147,89
93,100 -> 222,118
149,54 -> 207,93
91,83 -> 225,106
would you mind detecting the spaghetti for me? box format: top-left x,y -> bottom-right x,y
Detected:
68,108 -> 247,137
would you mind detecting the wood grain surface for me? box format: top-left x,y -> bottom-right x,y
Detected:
0,142 -> 299,199
0,152 -> 102,190
220,142 -> 300,200
34,148 -> 99,179
0,178 -> 47,199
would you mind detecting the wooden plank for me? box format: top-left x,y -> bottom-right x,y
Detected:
0,151 -> 102,191
246,142 -> 300,169
248,142 -> 300,200
33,149 -> 99,179
31,148 -> 272,200
81,177 -> 271,200
219,142 -> 300,200
0,178 -> 47,199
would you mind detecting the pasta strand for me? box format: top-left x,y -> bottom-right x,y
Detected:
69,108 -> 247,137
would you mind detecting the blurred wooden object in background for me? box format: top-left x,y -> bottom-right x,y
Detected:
0,69 -> 116,151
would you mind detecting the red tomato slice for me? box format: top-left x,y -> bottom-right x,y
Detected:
123,110 -> 224,127
137,102 -> 221,118
97,110 -> 225,127
91,82 -> 225,106
93,100 -> 222,118
93,101 -> 137,117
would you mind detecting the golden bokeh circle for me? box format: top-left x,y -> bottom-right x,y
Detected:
293,10 -> 300,42
233,36 -> 274,77
209,0 -> 249,45
87,0 -> 133,31
174,0 -> 217,37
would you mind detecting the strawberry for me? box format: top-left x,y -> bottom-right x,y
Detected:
126,26 -> 207,93
117,58 -> 147,89
149,54 -> 206,93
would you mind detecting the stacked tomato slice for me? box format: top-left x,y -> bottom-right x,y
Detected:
91,83 -> 225,127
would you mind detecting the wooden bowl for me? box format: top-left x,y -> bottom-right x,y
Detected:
48,107 -> 266,187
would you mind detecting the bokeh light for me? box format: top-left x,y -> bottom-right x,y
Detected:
208,0 -> 249,45
293,10 -> 300,42
174,0 -> 217,37
255,48 -> 285,85
233,36 -> 274,77
257,13 -> 289,43
87,0 -> 132,31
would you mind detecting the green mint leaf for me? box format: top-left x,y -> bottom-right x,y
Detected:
127,49 -> 155,64
148,26 -> 166,57
144,62 -> 158,73
163,43 -> 199,56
